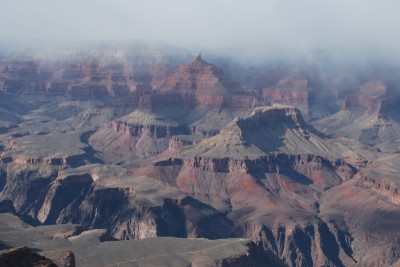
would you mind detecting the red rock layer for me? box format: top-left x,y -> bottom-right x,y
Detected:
263,76 -> 309,109
359,81 -> 386,98
343,81 -> 390,115
159,54 -> 240,95
0,57 -> 181,99
158,55 -> 256,109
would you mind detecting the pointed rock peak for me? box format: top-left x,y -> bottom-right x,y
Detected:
190,52 -> 208,64
194,53 -> 202,61
158,50 -> 241,95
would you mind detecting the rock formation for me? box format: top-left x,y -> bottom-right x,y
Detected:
314,80 -> 400,144
1,43 -> 400,267
0,41 -> 191,99
0,246 -> 75,267
135,106 -> 364,266
263,76 -> 309,113
0,213 -> 280,266
158,54 -> 257,109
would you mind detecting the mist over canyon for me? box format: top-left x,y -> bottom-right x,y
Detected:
0,39 -> 399,267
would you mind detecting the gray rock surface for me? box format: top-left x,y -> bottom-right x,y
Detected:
0,214 -> 277,267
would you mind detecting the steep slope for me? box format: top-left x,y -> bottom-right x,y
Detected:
319,175 -> 400,266
0,161 -> 235,240
144,105 -> 363,266
159,54 -> 240,94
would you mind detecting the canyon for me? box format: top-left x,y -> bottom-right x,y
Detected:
0,42 -> 399,266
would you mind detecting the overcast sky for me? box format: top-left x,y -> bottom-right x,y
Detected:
1,0 -> 399,55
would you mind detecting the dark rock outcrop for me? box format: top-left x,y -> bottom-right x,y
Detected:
39,250 -> 76,267
0,246 -> 59,267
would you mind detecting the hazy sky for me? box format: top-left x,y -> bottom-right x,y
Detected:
1,0 -> 399,54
